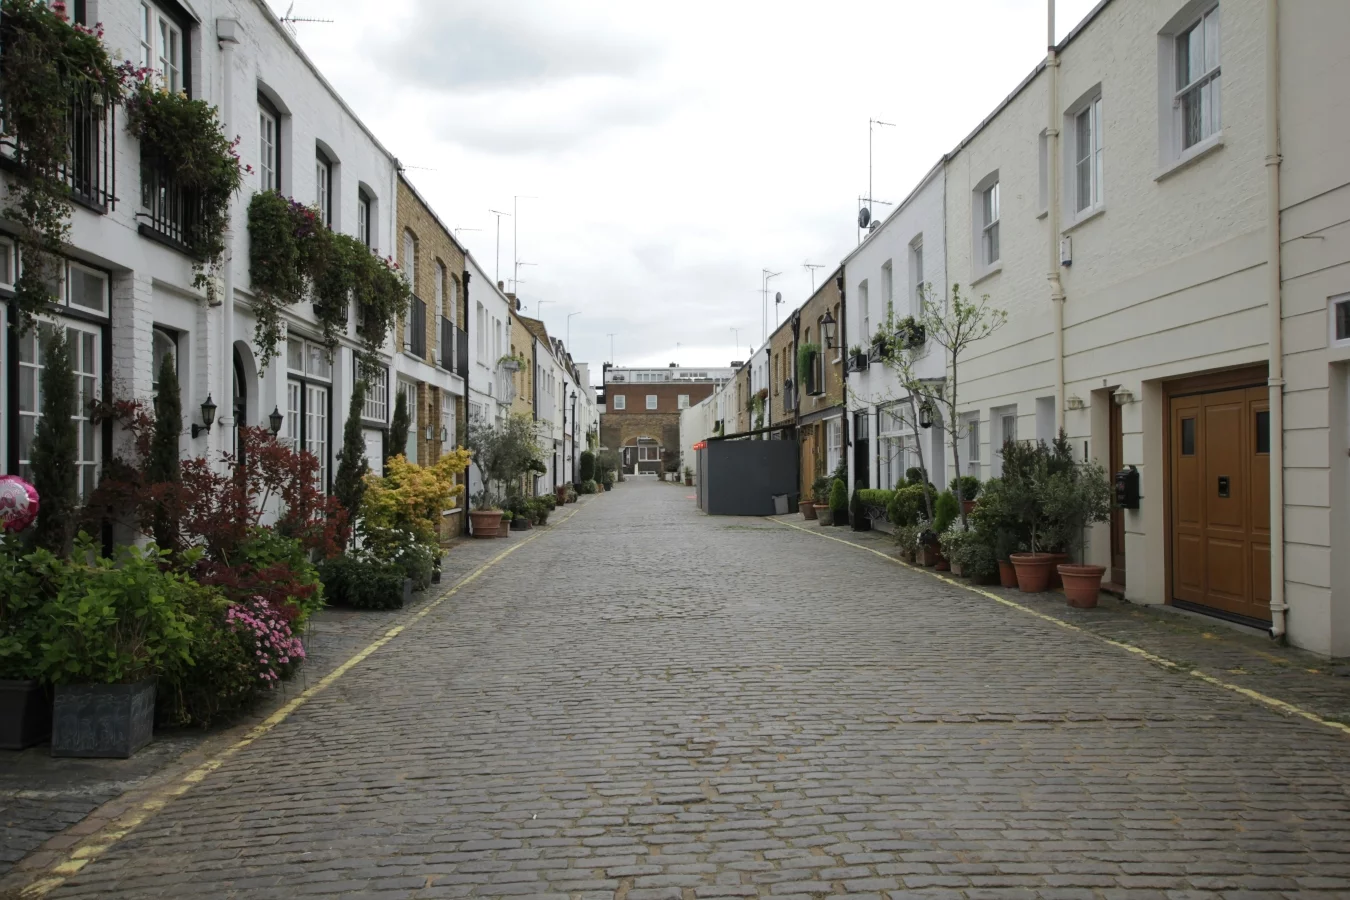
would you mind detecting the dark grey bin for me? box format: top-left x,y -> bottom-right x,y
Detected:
0,679 -> 51,750
51,681 -> 155,758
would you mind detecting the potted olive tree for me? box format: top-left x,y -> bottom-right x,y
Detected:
1041,459 -> 1114,608
466,413 -> 542,539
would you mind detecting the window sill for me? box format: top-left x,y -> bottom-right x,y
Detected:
971,263 -> 1003,287
1155,133 -> 1224,183
1062,205 -> 1105,235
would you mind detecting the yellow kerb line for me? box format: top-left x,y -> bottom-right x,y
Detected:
770,517 -> 1350,739
19,503 -> 585,899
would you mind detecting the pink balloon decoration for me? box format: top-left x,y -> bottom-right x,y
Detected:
0,476 -> 39,534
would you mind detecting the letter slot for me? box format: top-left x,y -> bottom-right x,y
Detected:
1217,475 -> 1230,498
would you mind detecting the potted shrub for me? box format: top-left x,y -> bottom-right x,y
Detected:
1041,459 -> 1114,608
848,489 -> 870,532
931,490 -> 960,570
498,510 -> 513,537
846,345 -> 869,373
955,475 -> 982,516
0,538 -> 55,749
917,525 -> 939,566
602,471 -> 614,491
683,466 -> 693,487
829,479 -> 848,527
469,491 -> 504,539
939,527 -> 975,577
896,315 -> 927,350
893,523 -> 920,563
40,540 -> 194,758
555,484 -> 568,504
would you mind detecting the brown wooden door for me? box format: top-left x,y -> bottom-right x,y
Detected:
1109,399 -> 1126,587
1169,386 -> 1271,622
800,427 -> 817,500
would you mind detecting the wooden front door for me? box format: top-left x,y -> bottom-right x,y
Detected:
1169,385 -> 1271,623
1109,399 -> 1126,587
800,427 -> 817,501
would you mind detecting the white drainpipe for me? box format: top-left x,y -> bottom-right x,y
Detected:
1047,0 -> 1067,433
1265,0 -> 1287,639
217,19 -> 239,453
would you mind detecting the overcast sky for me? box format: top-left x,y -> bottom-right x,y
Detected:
269,0 -> 1100,373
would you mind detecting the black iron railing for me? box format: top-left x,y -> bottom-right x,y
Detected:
408,296 -> 427,358
439,317 -> 455,370
455,325 -> 469,380
138,158 -> 208,253
1,82 -> 117,213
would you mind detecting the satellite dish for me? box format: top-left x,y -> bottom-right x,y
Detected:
774,291 -> 782,304
858,207 -> 871,229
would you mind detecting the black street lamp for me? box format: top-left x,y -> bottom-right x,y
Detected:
821,310 -> 837,350
193,394 -> 218,438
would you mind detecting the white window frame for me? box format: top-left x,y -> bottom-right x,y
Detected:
356,191 -> 371,248
910,238 -> 924,316
613,394 -> 626,410
361,364 -> 389,423
646,394 -> 658,410
401,381 -> 418,462
315,152 -> 332,226
981,180 -> 1000,267
880,261 -> 893,314
1331,294 -> 1350,349
17,319 -> 103,501
678,394 -> 690,410
858,280 -> 870,346
1174,5 -> 1221,153
1070,93 -> 1104,217
258,105 -> 278,192
140,2 -> 182,94
991,404 -> 1017,478
825,418 -> 842,477
962,412 -> 981,475
442,391 -> 456,452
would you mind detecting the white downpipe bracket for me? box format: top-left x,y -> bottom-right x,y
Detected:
1047,0 -> 1067,434
217,19 -> 240,458
1264,0 -> 1287,639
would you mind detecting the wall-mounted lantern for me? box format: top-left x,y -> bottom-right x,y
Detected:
269,405 -> 284,436
192,394 -> 218,438
1112,387 -> 1136,406
1066,395 -> 1086,411
918,398 -> 936,429
821,310 -> 837,349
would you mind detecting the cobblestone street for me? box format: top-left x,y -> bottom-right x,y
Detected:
12,479 -> 1350,899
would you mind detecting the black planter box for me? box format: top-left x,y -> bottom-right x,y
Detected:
0,679 -> 51,750
51,681 -> 155,758
846,353 -> 869,373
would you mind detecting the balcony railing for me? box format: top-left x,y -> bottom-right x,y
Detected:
137,157 -> 208,254
455,325 -> 469,380
407,296 -> 427,359
1,82 -> 117,213
439,317 -> 455,371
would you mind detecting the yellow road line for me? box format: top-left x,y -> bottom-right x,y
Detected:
770,517 -> 1350,739
19,506 -> 583,899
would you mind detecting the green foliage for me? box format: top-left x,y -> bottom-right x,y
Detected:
334,381 -> 369,547
579,451 -> 596,482
319,555 -> 406,610
465,413 -> 545,509
388,389 -> 411,465
829,478 -> 847,515
1038,461 -> 1113,560
938,527 -> 976,565
857,489 -> 894,521
0,0 -> 130,332
797,342 -> 819,386
30,326 -> 78,555
233,528 -> 324,630
886,484 -> 927,526
124,81 -> 245,299
155,582 -> 258,728
579,479 -> 599,494
933,490 -> 960,534
991,432 -> 1079,552
906,467 -> 929,485
0,537 -> 63,679
36,537 -> 195,685
893,522 -> 921,554
955,475 -> 981,502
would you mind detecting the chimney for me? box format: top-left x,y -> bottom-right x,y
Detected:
497,280 -> 505,291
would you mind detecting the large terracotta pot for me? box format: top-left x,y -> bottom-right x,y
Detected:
469,509 -> 503,539
816,504 -> 834,526
960,499 -> 977,517
997,559 -> 1018,588
1010,552 -> 1056,593
800,499 -> 817,520
1046,552 -> 1070,589
934,552 -> 950,572
1059,564 -> 1106,608
918,544 -> 939,567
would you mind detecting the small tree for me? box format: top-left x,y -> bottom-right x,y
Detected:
333,380 -> 369,547
465,413 -> 543,508
918,284 -> 1007,529
30,327 -> 78,555
579,450 -> 595,482
146,352 -> 182,549
387,388 -> 410,464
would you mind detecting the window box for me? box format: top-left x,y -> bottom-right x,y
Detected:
895,318 -> 926,350
846,352 -> 869,374
867,337 -> 891,363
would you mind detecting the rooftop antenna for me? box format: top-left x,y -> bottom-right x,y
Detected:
488,208 -> 511,285
858,117 -> 895,245
760,269 -> 781,345
803,262 -> 825,293
453,226 -> 481,237
280,2 -> 334,36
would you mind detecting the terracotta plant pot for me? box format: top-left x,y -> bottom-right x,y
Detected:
934,552 -> 950,572
960,499 -> 977,516
1059,564 -> 1107,608
497,519 -> 511,538
469,509 -> 503,539
1046,552 -> 1070,589
918,544 -> 939,567
801,500 -> 817,520
1009,552 -> 1056,593
997,559 -> 1018,588
685,476 -> 693,486
816,505 -> 834,526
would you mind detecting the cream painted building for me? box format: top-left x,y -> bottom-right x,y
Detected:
928,0 -> 1349,655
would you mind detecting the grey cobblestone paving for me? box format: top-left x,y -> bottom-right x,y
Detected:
13,480 -> 1350,898
0,509 -> 562,878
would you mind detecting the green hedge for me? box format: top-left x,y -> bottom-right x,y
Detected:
319,555 -> 406,610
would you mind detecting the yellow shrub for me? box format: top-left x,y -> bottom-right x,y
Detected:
362,449 -> 472,547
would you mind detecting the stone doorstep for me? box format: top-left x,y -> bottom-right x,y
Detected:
765,512 -> 1350,724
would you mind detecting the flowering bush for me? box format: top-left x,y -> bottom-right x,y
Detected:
124,79 -> 247,301
226,596 -> 305,685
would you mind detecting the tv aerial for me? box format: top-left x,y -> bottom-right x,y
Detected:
280,3 -> 334,36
